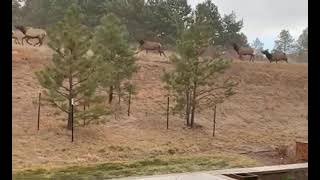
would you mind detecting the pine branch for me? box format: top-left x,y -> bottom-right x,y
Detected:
197,85 -> 230,97
73,77 -> 89,86
50,100 -> 69,114
61,85 -> 70,92
54,89 -> 69,98
74,95 -> 87,103
73,68 -> 96,86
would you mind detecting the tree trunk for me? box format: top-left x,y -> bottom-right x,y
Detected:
128,89 -> 131,116
213,104 -> 217,137
67,100 -> 73,129
190,85 -> 197,128
118,87 -> 121,106
37,92 -> 41,131
67,76 -> 73,130
190,62 -> 199,128
166,96 -> 170,129
108,86 -> 113,104
185,90 -> 191,126
83,104 -> 86,126
117,74 -> 121,106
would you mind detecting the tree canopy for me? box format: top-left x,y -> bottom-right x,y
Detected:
14,0 -> 248,47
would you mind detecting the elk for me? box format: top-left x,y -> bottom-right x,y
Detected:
232,43 -> 255,62
15,25 -> 47,46
136,40 -> 166,57
12,30 -> 21,45
261,49 -> 288,63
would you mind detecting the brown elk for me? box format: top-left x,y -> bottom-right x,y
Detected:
232,43 -> 255,62
15,25 -> 47,46
261,49 -> 288,63
136,40 -> 166,57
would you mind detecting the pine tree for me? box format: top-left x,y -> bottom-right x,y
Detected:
92,13 -> 138,105
251,38 -> 264,55
104,0 -> 147,42
194,0 -> 223,46
163,21 -> 238,128
297,27 -> 308,52
12,0 -> 24,25
220,11 -> 246,46
145,0 -> 192,43
274,29 -> 295,53
36,6 -> 107,130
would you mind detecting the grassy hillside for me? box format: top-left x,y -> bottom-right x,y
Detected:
13,44 -> 307,176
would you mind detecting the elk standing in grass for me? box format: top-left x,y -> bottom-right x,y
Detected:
232,43 -> 255,62
15,25 -> 47,46
261,49 -> 288,63
136,40 -> 166,57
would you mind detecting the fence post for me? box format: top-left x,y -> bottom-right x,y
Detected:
71,98 -> 74,142
83,103 -> 86,126
166,96 -> 169,130
128,89 -> 131,116
213,104 -> 217,137
37,92 -> 41,131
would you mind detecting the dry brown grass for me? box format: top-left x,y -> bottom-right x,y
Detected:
12,44 -> 307,172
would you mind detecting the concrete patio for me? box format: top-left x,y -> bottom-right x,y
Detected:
115,163 -> 308,180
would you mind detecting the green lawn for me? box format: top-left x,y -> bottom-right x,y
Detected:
13,154 -> 257,180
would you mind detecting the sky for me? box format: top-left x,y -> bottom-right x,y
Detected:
188,0 -> 308,49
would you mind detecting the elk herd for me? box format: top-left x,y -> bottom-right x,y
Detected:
12,25 -> 288,64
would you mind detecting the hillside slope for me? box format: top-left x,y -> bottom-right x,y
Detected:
12,45 -> 307,171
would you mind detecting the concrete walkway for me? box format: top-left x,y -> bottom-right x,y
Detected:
115,163 -> 308,180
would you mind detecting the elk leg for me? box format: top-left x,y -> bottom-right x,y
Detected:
26,37 -> 34,46
14,38 -> 19,45
33,37 -> 42,46
40,35 -> 45,46
134,49 -> 143,55
163,51 -> 167,57
21,37 -> 27,45
35,38 -> 42,47
39,37 -> 44,46
161,50 -> 167,57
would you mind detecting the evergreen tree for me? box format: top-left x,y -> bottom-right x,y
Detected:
20,0 -> 57,28
251,38 -> 264,54
92,13 -> 138,105
163,21 -> 238,128
220,11 -> 246,46
77,0 -> 106,27
194,0 -> 223,46
12,0 -> 24,25
104,0 -> 147,42
36,6 -> 106,130
145,0 -> 192,44
274,29 -> 295,53
297,27 -> 308,52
